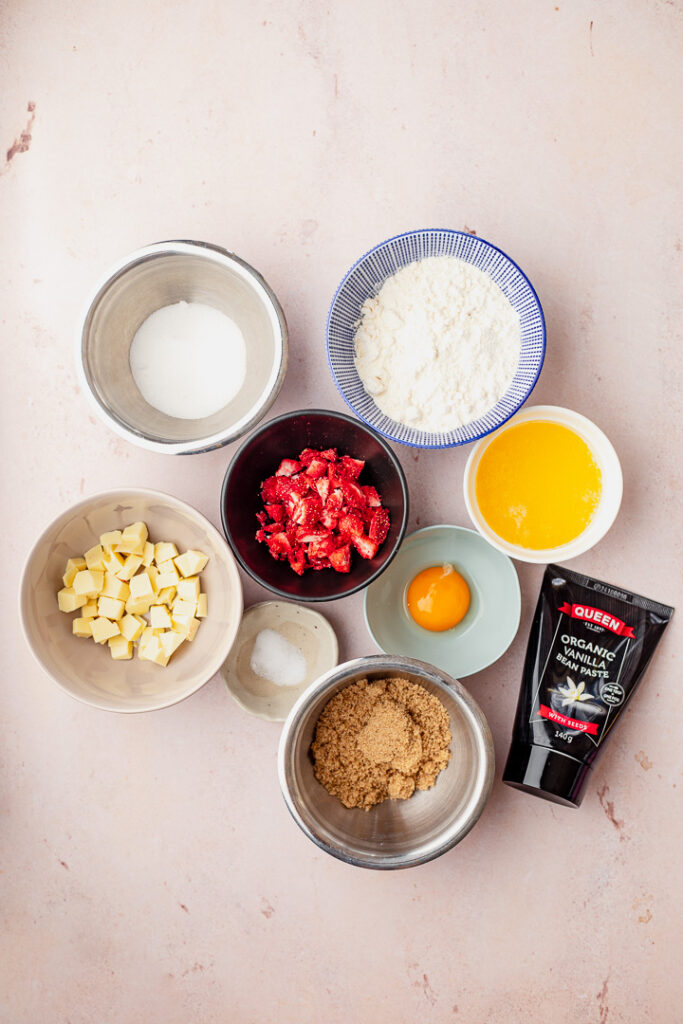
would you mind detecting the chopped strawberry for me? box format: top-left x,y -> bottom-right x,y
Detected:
305,457 -> 328,479
256,446 -> 390,576
361,485 -> 382,507
341,480 -> 365,507
265,503 -> 286,522
338,456 -> 365,480
308,535 -> 337,561
320,509 -> 339,531
314,477 -> 330,502
329,545 -> 351,573
292,494 -> 322,527
276,458 -> 301,477
261,475 -> 280,503
353,534 -> 379,560
338,513 -> 364,540
288,546 -> 306,575
369,508 -> 390,544
266,532 -> 292,560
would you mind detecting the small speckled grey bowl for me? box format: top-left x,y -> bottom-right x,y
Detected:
278,655 -> 495,869
77,240 -> 288,454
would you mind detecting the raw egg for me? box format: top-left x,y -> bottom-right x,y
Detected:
406,564 -> 471,632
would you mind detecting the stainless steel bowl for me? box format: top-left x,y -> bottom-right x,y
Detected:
278,655 -> 495,869
77,240 -> 288,454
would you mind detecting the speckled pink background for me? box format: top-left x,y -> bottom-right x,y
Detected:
2,2 -> 682,1022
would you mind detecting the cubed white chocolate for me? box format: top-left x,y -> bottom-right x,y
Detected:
100,530 -> 122,549
57,587 -> 87,613
156,586 -> 176,606
97,595 -> 125,620
125,595 -> 154,616
150,605 -> 172,629
91,617 -> 120,644
119,613 -> 145,642
159,630 -> 185,659
62,557 -> 86,587
72,569 -> 104,597
196,593 -> 208,618
129,571 -> 154,600
174,550 -> 209,578
81,601 -> 98,619
154,542 -> 178,565
109,635 -> 133,660
101,573 -> 130,602
117,553 -> 143,581
72,617 -> 94,637
103,549 -> 125,575
176,576 -> 200,603
118,521 -> 148,555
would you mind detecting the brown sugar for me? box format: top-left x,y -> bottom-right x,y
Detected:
311,677 -> 452,810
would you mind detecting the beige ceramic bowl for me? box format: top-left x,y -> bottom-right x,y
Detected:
221,600 -> 339,721
19,489 -> 243,712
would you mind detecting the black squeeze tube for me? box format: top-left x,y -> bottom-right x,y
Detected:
503,564 -> 674,807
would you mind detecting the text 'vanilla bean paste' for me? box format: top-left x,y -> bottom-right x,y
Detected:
503,564 -> 673,807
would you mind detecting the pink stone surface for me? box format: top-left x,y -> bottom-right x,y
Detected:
2,1 -> 682,1021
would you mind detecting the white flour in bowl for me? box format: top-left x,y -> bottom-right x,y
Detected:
353,256 -> 521,432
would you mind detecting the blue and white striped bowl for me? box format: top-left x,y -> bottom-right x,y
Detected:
326,229 -> 546,449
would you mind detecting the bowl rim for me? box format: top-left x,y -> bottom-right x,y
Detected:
221,599 -> 339,722
18,486 -> 244,713
362,523 -> 521,677
277,654 -> 495,869
219,407 -> 410,602
462,404 -> 624,563
76,239 -> 289,455
326,227 -> 546,449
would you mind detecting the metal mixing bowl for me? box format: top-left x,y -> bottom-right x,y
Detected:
278,655 -> 495,869
77,240 -> 288,454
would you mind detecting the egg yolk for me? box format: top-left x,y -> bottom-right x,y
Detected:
406,564 -> 471,632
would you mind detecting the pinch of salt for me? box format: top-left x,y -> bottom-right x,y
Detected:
250,628 -> 307,688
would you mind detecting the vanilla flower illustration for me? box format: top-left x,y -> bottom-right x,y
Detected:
557,677 -> 594,708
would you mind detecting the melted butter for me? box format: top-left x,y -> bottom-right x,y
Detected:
475,420 -> 602,549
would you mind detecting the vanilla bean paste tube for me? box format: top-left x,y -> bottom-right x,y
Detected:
503,564 -> 674,806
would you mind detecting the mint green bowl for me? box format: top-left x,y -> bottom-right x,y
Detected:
363,525 -> 521,678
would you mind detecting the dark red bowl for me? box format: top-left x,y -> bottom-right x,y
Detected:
220,409 -> 409,602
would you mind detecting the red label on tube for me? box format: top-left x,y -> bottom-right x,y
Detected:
538,704 -> 599,735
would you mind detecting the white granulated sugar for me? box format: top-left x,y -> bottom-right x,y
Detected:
250,628 -> 307,688
353,256 -> 521,432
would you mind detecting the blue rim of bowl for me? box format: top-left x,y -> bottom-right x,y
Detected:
219,408 -> 410,602
326,228 -> 546,450
362,523 -> 521,676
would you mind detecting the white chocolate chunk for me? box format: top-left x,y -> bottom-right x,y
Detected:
154,542 -> 178,565
101,573 -> 130,602
176,576 -> 200,603
91,617 -> 120,644
174,550 -> 209,577
150,605 -> 172,629
72,570 -> 104,597
118,521 -> 148,555
100,530 -> 122,549
63,557 -> 86,587
81,601 -> 98,619
142,541 -> 155,567
159,630 -> 184,658
72,617 -> 94,637
119,613 -> 145,642
117,554 -> 143,581
129,571 -> 154,600
57,587 -> 88,613
84,544 -> 105,571
109,635 -> 133,660
196,593 -> 208,618
97,595 -> 125,620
